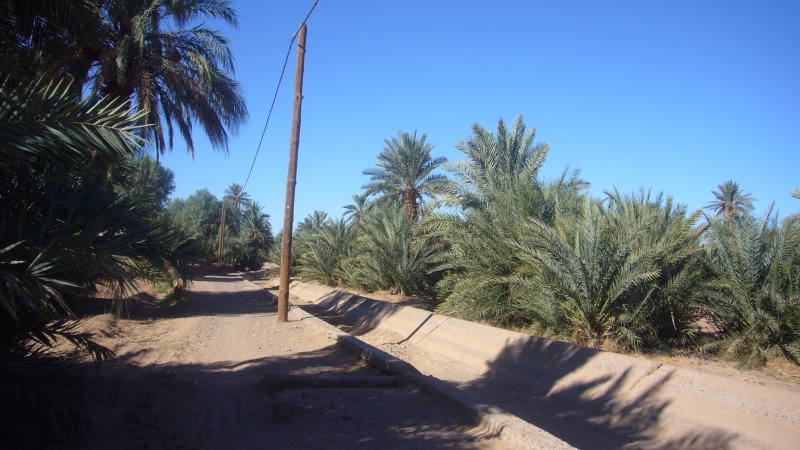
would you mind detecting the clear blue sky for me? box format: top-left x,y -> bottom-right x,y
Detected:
160,0 -> 800,231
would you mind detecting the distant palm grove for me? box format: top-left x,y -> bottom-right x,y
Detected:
1,1 -> 798,448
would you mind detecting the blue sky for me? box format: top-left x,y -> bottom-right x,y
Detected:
160,0 -> 799,230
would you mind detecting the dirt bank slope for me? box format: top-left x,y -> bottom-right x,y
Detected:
285,280 -> 800,450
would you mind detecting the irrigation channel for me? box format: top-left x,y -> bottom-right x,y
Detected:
252,276 -> 800,450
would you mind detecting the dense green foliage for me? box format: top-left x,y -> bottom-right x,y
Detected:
702,210 -> 800,366
1,0 -> 247,157
0,1 -> 248,446
296,217 -> 355,286
0,77 -> 191,447
292,118 -> 800,368
167,184 -> 273,269
508,192 -> 704,350
363,130 -> 446,221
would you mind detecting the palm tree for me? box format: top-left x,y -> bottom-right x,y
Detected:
1,0 -> 247,158
93,0 -> 248,157
427,117 -> 587,327
443,115 -> 550,211
340,208 -> 436,295
703,208 -> 800,366
705,180 -> 754,223
363,130 -> 446,221
0,0 -> 103,84
242,201 -> 272,248
225,183 -> 251,210
509,197 -> 666,350
222,182 -> 250,235
343,193 -> 372,224
296,210 -> 329,235
297,218 -> 355,286
0,76 -> 190,446
238,201 -> 272,268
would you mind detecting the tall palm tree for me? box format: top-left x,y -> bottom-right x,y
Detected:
363,130 -> 446,221
224,183 -> 250,211
343,193 -> 372,224
0,0 -> 103,84
241,201 -> 272,261
705,180 -> 754,223
1,0 -> 247,158
223,182 -> 250,234
443,115 -> 549,211
93,0 -> 248,157
428,116 -> 586,327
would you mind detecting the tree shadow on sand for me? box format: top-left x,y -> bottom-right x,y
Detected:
72,275 -> 276,320
297,291 -> 418,337
67,345 -> 500,450
462,338 -> 737,449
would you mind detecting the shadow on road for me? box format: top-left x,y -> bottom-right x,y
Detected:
62,277 -> 501,449
463,338 -> 737,449
72,345 -> 499,449
73,275 -> 276,320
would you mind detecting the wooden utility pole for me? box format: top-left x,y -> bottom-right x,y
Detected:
217,200 -> 227,269
277,24 -> 307,323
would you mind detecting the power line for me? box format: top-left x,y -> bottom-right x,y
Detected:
241,0 -> 320,191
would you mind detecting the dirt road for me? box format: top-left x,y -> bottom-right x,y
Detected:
64,274 -> 508,449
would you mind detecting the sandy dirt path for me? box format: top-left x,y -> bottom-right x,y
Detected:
61,274 -> 509,449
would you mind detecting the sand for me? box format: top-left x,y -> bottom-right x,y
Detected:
60,274 -> 509,449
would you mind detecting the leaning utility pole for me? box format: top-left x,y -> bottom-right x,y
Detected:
277,24 -> 307,323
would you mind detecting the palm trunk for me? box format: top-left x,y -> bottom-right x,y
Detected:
402,188 -> 418,221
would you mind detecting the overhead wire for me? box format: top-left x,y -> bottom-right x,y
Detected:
241,0 -> 320,191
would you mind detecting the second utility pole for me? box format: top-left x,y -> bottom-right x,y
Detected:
277,23 -> 307,323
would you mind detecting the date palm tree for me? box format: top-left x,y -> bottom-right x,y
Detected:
1,0 -> 248,158
442,115 -> 550,211
223,182 -> 250,234
705,180 -> 754,223
505,191 -> 705,350
93,0 -> 248,157
428,116 -> 587,327
225,183 -> 250,210
343,193 -> 372,224
341,208 -> 436,295
703,208 -> 800,366
0,0 -> 103,83
0,76 -> 190,446
363,130 -> 446,221
242,201 -> 271,248
297,218 -> 355,286
295,210 -> 328,236
236,201 -> 272,268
